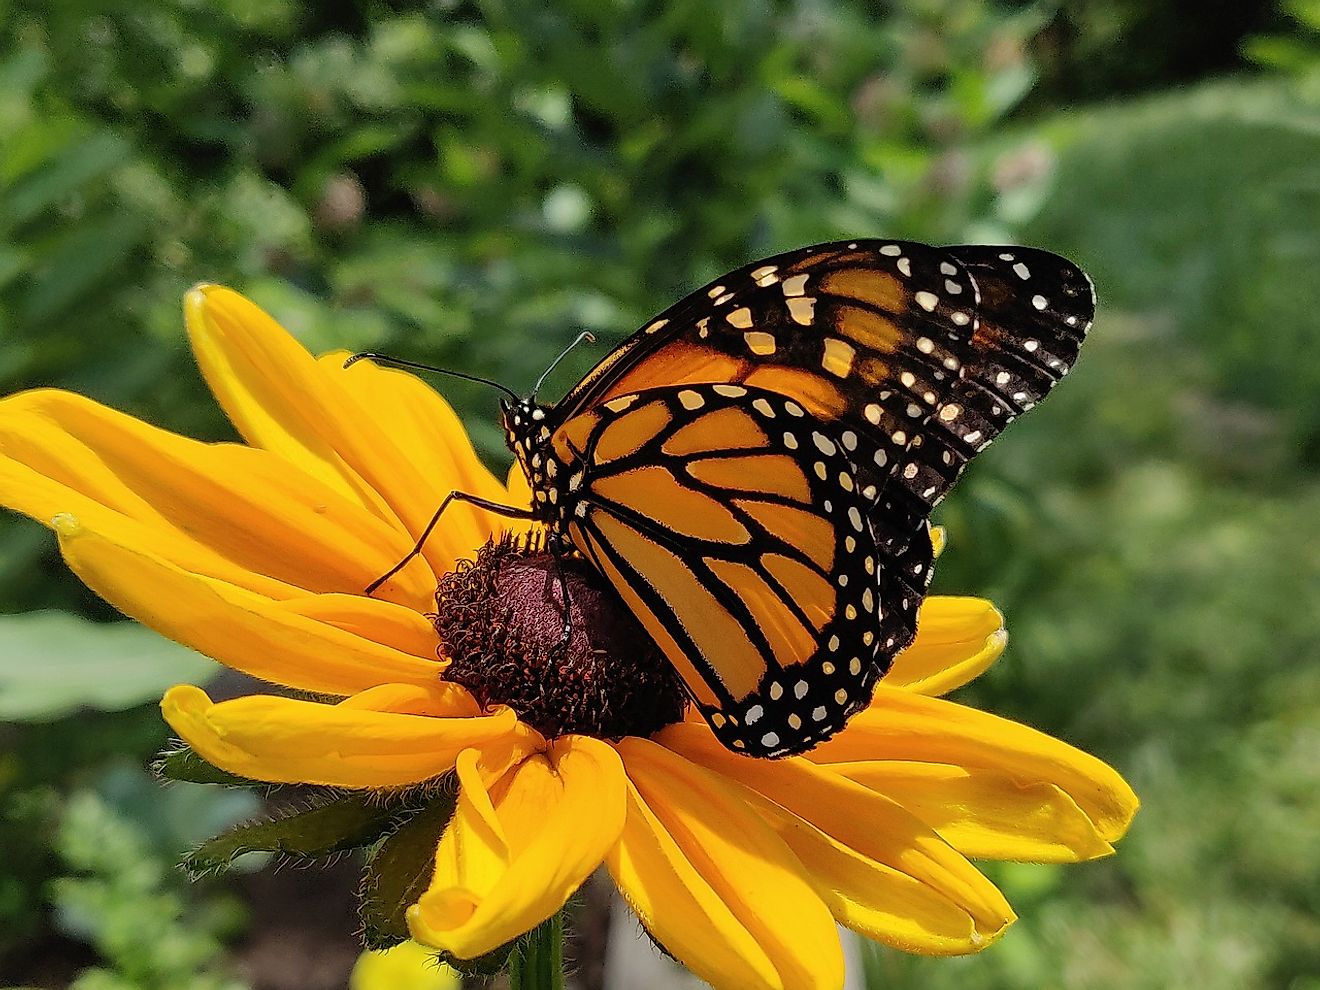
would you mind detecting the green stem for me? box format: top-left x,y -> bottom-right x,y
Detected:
509,913 -> 565,990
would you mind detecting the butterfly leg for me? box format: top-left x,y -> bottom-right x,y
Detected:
542,538 -> 576,649
365,491 -> 536,595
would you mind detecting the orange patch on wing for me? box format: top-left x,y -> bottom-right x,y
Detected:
787,250 -> 841,270
832,304 -> 905,353
598,344 -> 751,403
572,520 -> 720,708
591,466 -> 750,545
743,367 -> 847,418
762,553 -> 836,632
662,407 -> 768,457
686,454 -> 812,503
554,411 -> 598,464
705,558 -> 816,670
593,401 -> 672,464
855,355 -> 894,386
733,499 -> 836,573
819,268 -> 908,313
591,512 -> 765,699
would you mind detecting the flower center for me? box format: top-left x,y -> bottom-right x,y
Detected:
434,537 -> 688,740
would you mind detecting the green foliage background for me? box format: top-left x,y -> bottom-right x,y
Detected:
2,1 -> 1318,987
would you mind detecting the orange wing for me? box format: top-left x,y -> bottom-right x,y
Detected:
556,240 -> 1094,555
553,383 -> 932,757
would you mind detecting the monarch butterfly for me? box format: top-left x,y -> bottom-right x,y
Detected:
359,239 -> 1094,757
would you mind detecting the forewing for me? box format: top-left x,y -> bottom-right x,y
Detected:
557,383 -> 932,757
556,240 -> 1094,555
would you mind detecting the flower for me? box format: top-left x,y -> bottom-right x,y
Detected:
0,286 -> 1138,990
351,940 -> 460,990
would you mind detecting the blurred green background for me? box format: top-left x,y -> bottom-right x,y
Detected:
2,1 -> 1319,988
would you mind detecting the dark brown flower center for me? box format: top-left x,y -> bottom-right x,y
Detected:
434,536 -> 688,740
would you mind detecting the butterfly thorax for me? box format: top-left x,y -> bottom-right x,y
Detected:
501,397 -> 575,526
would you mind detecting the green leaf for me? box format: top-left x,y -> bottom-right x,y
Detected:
0,611 -> 218,721
183,793 -> 404,878
153,746 -> 261,788
0,130 -> 130,226
358,793 -> 456,951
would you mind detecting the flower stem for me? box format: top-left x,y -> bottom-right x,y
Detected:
510,913 -> 565,990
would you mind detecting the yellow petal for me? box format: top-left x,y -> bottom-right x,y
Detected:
350,940 -> 460,990
54,517 -> 444,695
605,770 -> 782,989
829,760 -> 1115,862
883,597 -> 1006,696
501,461 -> 539,544
184,285 -> 387,510
409,736 -> 624,959
322,352 -> 513,556
810,685 -> 1139,843
505,461 -> 532,512
611,737 -> 844,990
186,286 -> 509,577
659,724 -> 1014,957
0,405 -> 291,601
278,593 -> 441,661
160,683 -> 515,788
929,525 -> 946,558
0,389 -> 434,607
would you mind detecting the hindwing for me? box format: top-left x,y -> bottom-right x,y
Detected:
552,383 -> 933,756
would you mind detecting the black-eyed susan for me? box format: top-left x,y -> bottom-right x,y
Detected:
0,286 -> 1137,990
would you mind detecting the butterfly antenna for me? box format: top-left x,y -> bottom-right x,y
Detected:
532,331 -> 597,398
344,352 -> 519,401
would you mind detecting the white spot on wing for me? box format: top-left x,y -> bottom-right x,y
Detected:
781,273 -> 810,297
787,296 -> 817,325
727,306 -> 754,328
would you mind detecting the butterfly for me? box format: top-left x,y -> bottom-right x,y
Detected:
363,239 -> 1094,757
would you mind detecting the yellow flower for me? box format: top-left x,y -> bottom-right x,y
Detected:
350,940 -> 460,990
0,286 -> 1138,990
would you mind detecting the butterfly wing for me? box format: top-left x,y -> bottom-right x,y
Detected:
539,239 -> 1094,754
557,240 -> 1095,554
551,382 -> 933,756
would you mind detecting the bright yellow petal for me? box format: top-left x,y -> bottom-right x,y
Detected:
278,593 -> 441,661
160,683 -> 515,788
350,940 -> 459,990
185,286 -> 507,577
322,352 -> 514,554
605,770 -> 783,989
883,597 -> 1006,696
502,461 -> 539,543
829,760 -> 1115,862
659,724 -> 1014,957
408,736 -> 624,959
810,685 -> 1139,844
0,405 -> 292,602
0,389 -> 434,607
611,737 -> 844,990
184,285 -> 387,510
53,515 -> 444,695
930,525 -> 946,558
505,461 -> 532,512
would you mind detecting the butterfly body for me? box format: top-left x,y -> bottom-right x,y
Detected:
501,238 -> 1094,757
